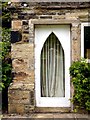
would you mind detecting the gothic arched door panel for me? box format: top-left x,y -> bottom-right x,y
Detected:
35,25 -> 70,107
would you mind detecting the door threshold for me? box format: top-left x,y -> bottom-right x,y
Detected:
35,107 -> 71,113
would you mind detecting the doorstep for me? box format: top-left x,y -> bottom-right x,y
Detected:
1,113 -> 90,120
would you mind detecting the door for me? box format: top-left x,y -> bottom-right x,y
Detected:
35,25 -> 70,107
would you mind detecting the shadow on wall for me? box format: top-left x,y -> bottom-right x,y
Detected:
11,31 -> 22,43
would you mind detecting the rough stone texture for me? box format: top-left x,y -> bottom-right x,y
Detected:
2,113 -> 90,119
9,43 -> 35,113
8,2 -> 90,114
12,20 -> 22,30
8,90 -> 30,104
8,83 -> 34,113
8,103 -> 25,114
35,107 -> 71,113
71,23 -> 81,61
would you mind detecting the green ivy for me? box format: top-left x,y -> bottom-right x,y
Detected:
0,28 -> 12,112
0,28 -> 12,90
69,59 -> 90,111
1,2 -> 12,112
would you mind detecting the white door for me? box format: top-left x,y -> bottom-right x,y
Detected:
35,25 -> 70,107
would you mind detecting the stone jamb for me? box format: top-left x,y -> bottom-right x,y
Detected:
71,22 -> 81,61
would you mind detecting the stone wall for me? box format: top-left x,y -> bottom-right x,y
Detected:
8,2 -> 90,114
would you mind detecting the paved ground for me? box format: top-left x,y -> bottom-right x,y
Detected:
1,113 -> 90,120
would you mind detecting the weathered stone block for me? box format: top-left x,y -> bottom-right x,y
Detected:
22,34 -> 29,42
12,20 -> 22,30
8,103 -> 24,114
24,105 -> 35,113
35,107 -> 71,113
9,83 -> 34,91
8,90 -> 30,104
53,15 -> 65,19
13,71 -> 34,84
8,83 -> 35,113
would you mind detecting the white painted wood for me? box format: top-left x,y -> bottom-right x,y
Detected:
81,23 -> 90,62
35,25 -> 70,107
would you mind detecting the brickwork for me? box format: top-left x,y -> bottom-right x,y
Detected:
8,2 -> 90,114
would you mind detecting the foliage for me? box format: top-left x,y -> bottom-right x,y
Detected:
0,28 -> 12,112
0,28 -> 12,90
2,2 -> 11,28
69,59 -> 90,111
2,28 -> 12,88
1,2 -> 12,112
0,2 -> 11,89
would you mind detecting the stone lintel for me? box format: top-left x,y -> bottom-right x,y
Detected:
30,19 -> 79,25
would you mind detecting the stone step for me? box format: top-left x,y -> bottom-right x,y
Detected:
2,113 -> 90,120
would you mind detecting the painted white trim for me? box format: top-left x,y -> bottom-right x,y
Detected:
35,25 -> 70,107
81,22 -> 90,61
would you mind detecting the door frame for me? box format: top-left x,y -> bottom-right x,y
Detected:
35,24 -> 71,107
81,22 -> 90,62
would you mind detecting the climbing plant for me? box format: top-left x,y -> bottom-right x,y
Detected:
1,2 -> 12,112
69,59 -> 90,112
0,28 -> 12,112
1,28 -> 12,90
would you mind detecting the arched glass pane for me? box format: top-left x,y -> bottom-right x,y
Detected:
41,32 -> 65,97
